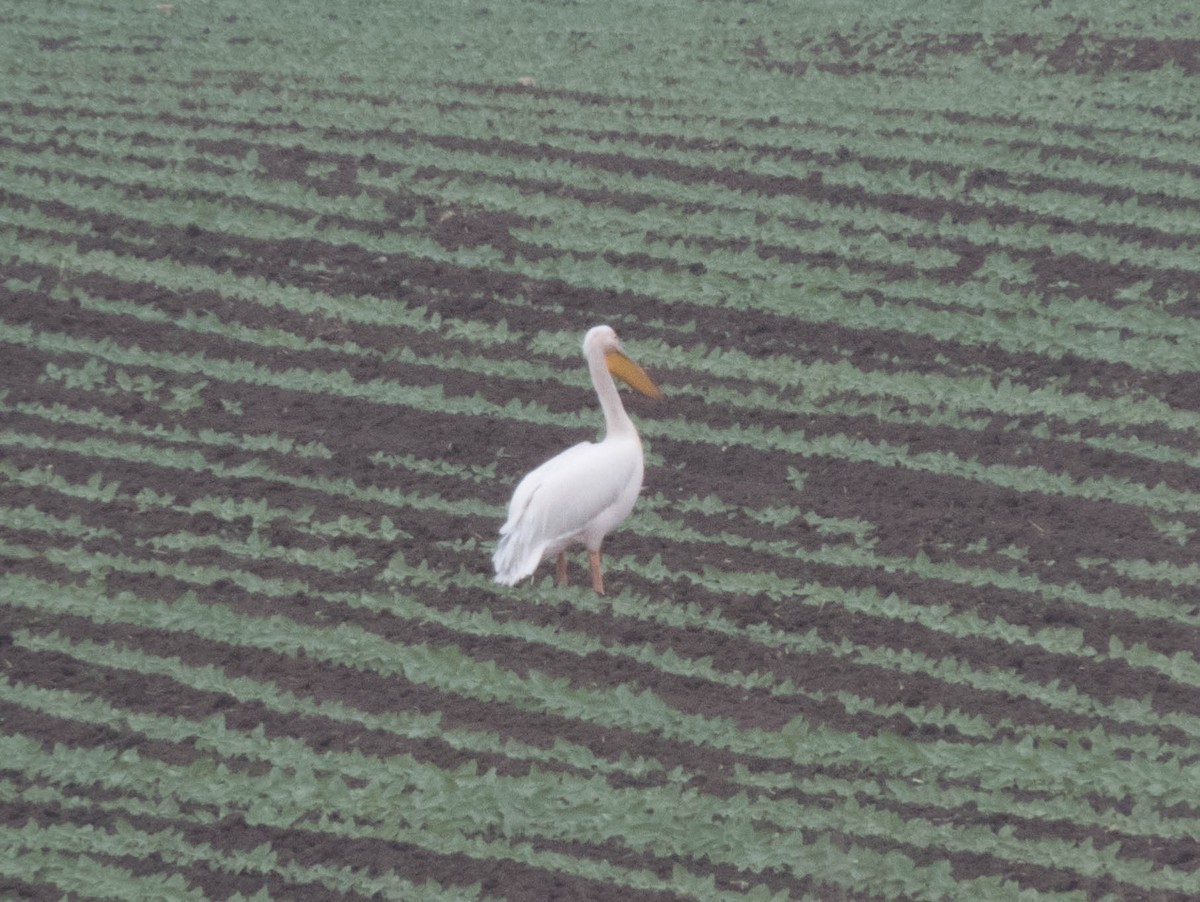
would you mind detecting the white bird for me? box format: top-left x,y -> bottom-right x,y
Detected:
493,325 -> 661,593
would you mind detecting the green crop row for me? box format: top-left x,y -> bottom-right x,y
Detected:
392,554 -> 1200,759
2,656 -> 1195,895
764,58 -> 1192,140
13,48 -> 1198,217
15,628 -> 669,784
8,98 -> 1200,309
6,387 -> 1196,649
138,528 -> 365,574
0,426 -> 500,520
0,126 -> 388,226
0,735 -> 769,902
369,450 -> 498,483
10,307 -> 1200,533
16,229 -> 1200,449
0,668 -> 1180,897
409,554 -> 1200,750
59,268 -> 1200,480
9,171 -> 1200,407
5,537 -> 314,599
1105,557 -> 1200,589
0,816 -> 488,902
764,429 -> 1200,516
0,503 -> 117,543
24,624 -> 1198,856
0,839 -> 211,902
0,225 -> 447,338
7,385 -> 1197,647
6,560 -> 1197,815
11,391 -> 332,460
0,161 -> 389,250
0,459 -> 409,544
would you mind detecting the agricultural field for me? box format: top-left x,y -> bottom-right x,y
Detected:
2,0 -> 1199,898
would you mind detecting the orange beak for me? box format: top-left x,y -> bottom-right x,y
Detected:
605,349 -> 662,398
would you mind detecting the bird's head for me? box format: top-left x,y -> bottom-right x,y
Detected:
585,325 -> 662,399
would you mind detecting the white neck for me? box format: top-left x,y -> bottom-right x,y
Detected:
587,345 -> 636,440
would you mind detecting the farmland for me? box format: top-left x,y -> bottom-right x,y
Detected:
2,0 -> 1199,898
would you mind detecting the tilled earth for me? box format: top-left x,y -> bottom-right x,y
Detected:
2,4 -> 1199,899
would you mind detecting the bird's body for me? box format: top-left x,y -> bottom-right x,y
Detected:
493,326 -> 660,593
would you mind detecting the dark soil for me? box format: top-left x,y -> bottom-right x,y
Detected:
2,16 -> 1199,901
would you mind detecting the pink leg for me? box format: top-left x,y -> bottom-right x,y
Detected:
556,552 -> 568,586
589,549 -> 604,595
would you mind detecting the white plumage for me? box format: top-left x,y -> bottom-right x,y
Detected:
493,325 -> 661,593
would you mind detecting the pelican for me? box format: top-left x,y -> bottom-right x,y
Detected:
493,325 -> 661,593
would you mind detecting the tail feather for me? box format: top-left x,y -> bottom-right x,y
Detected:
492,527 -> 546,586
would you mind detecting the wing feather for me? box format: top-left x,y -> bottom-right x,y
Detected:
493,439 -> 640,584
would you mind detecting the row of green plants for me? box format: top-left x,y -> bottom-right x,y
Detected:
6,160 -> 1198,383
8,356 -> 1199,640
8,84 -> 1199,289
9,460 -> 1200,786
26,385 -> 331,459
393,556 -> 1200,757
0,582 -> 1016,900
9,38 -> 1196,211
6,612 -> 1196,897
7,378 -> 1198,645
4,181 -> 1195,403
0,833 -> 218,902
12,232 -> 1200,455
9,518 -> 1200,806
11,298 -> 1200,532
0,427 -> 497,522
41,278 -> 1200,482
2,578 -> 1197,895
5,454 -> 1197,764
1,820 -> 469,902
9,107 -> 1198,291
20,622 -> 1194,857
